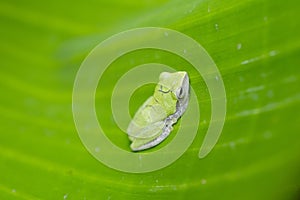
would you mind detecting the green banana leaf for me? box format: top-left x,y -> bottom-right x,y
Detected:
1,0 -> 299,199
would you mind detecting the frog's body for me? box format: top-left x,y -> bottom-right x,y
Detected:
127,71 -> 190,151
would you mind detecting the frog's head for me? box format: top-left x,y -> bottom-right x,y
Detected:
159,71 -> 190,101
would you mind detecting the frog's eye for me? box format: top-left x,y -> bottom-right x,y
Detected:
177,88 -> 184,98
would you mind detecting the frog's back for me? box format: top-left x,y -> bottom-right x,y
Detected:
127,96 -> 168,138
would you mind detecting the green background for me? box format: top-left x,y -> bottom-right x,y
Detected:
1,0 -> 299,199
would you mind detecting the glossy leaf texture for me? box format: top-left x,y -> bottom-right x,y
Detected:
0,0 -> 299,199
